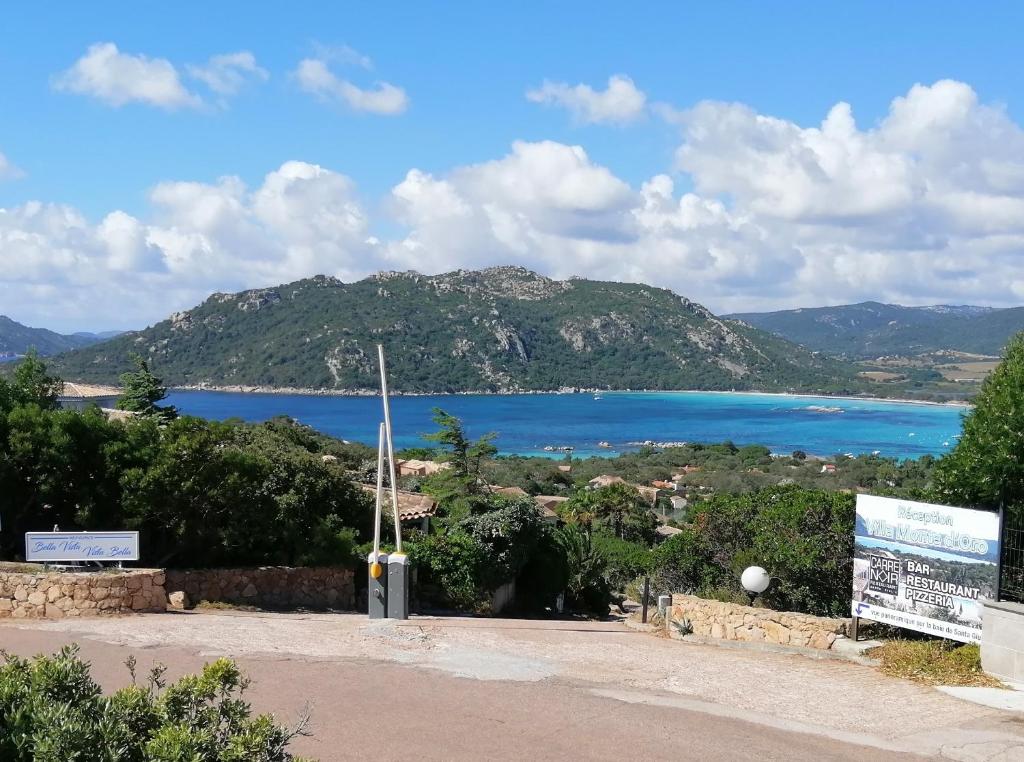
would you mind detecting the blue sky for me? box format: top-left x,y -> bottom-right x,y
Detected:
2,3 -> 1024,331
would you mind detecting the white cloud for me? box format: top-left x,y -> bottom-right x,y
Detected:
526,75 -> 646,124
54,42 -> 202,110
186,51 -> 268,95
0,151 -> 23,180
6,80 -> 1024,331
294,58 -> 408,115
0,162 -> 377,330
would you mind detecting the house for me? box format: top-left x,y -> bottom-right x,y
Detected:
669,495 -> 688,513
395,459 -> 449,477
557,465 -> 572,473
656,524 -> 683,539
635,485 -> 659,505
532,495 -> 567,523
651,480 -> 675,490
57,383 -> 121,412
821,464 -> 837,474
588,474 -> 626,489
359,485 -> 439,531
490,485 -> 529,498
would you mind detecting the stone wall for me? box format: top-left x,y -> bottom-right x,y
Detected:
165,566 -> 354,611
670,594 -> 850,650
0,568 -> 166,619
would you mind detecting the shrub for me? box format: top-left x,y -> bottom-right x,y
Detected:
591,532 -> 653,592
0,645 -> 309,761
407,530 -> 489,610
649,485 -> 855,617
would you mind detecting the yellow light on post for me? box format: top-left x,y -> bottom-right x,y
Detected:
370,561 -> 383,579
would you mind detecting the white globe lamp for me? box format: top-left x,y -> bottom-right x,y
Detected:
741,566 -> 771,595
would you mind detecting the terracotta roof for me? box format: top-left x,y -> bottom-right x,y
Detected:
359,485 -> 438,521
491,485 -> 529,497
60,383 -> 121,399
588,475 -> 626,487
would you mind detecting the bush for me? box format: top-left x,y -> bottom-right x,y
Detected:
650,485 -> 855,617
0,645 -> 310,761
407,530 -> 489,610
591,532 -> 652,592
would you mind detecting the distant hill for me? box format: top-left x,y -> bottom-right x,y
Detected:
726,302 -> 1024,359
53,267 -> 864,394
0,315 -> 110,357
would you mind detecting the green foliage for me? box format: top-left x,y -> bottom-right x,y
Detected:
556,525 -> 611,616
562,483 -> 658,543
935,333 -> 1024,520
407,530 -> 489,610
0,645 -> 306,761
591,532 -> 652,592
651,485 -> 855,617
421,408 -> 497,518
52,269 -> 865,394
458,497 -> 546,588
7,351 -> 63,409
117,354 -> 177,422
0,356 -> 372,567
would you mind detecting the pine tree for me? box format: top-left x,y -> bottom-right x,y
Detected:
116,354 -> 177,422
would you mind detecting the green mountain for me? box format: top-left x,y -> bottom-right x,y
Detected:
53,267 -> 864,393
0,315 -> 105,357
727,302 -> 1024,359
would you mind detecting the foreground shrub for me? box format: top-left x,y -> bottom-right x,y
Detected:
0,645 -> 310,761
869,640 -> 1000,687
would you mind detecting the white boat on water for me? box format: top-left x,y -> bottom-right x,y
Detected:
598,441 -> 611,448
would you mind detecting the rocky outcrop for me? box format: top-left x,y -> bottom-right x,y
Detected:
0,568 -> 166,619
670,594 -> 850,650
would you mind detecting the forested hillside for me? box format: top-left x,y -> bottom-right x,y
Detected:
54,267 -> 862,393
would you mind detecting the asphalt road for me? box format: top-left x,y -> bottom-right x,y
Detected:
2,613 -> 1021,761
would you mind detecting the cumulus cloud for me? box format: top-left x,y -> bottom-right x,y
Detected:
526,75 -> 646,124
6,80 -> 1024,330
0,162 -> 377,329
0,151 -> 23,180
294,58 -> 408,115
186,51 -> 268,95
54,42 -> 202,110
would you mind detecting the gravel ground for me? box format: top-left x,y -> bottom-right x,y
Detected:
3,611 -> 1023,760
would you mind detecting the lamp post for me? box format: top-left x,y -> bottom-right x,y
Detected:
740,565 -> 771,606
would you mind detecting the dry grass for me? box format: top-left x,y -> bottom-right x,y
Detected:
869,639 -> 1003,687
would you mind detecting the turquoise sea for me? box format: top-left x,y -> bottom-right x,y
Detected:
164,390 -> 966,460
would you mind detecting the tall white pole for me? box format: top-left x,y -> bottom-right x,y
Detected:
372,422 -> 385,560
378,344 -> 402,552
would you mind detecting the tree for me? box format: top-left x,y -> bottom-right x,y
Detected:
421,408 -> 497,516
9,351 -> 63,409
564,482 -> 657,543
117,354 -> 177,422
935,333 -> 1024,520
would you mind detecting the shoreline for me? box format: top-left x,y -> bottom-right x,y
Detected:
169,384 -> 972,409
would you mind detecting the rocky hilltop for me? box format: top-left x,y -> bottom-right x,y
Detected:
54,267 -> 860,393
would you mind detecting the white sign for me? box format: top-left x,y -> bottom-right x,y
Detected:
852,495 -> 1001,644
25,532 -> 139,563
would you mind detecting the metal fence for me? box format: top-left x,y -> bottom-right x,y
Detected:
1001,511 -> 1024,603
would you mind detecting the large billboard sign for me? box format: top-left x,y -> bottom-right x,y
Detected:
25,532 -> 140,563
852,495 -> 1000,644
